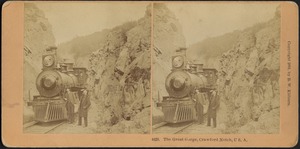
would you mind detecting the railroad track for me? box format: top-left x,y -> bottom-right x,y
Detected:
152,121 -> 194,134
23,120 -> 66,134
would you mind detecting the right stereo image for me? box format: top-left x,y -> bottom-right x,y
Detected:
152,2 -> 281,134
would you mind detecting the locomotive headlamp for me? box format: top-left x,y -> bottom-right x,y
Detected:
43,55 -> 54,67
172,56 -> 184,68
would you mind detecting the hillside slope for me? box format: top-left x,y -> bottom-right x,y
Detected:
187,30 -> 241,68
57,29 -> 110,67
88,5 -> 151,133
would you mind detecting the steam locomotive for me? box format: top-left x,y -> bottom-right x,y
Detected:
157,48 -> 218,123
27,46 -> 88,122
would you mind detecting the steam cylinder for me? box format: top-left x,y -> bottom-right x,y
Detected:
36,70 -> 78,97
165,70 -> 207,98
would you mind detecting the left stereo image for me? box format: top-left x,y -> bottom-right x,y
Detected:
23,2 -> 151,134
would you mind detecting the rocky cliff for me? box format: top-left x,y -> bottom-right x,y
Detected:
217,7 -> 281,134
24,3 -> 56,123
152,3 -> 186,101
88,5 -> 151,133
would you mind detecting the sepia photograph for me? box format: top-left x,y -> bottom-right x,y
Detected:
152,2 -> 281,134
23,2 -> 151,134
2,1 -> 298,147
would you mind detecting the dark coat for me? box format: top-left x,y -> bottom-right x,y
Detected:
78,92 -> 91,117
208,92 -> 220,116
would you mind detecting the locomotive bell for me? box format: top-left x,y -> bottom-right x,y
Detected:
63,59 -> 75,72
60,64 -> 67,73
65,63 -> 74,72
196,64 -> 204,73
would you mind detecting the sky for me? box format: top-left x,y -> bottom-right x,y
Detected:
34,2 -> 280,46
35,2 -> 149,45
166,2 -> 280,46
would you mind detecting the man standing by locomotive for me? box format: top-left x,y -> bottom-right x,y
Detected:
194,89 -> 205,124
64,89 -> 75,124
207,89 -> 220,128
78,89 -> 91,127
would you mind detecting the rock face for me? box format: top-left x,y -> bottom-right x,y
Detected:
153,3 -> 186,58
152,3 -> 186,102
24,3 -> 56,123
217,7 -> 281,134
89,5 -> 151,133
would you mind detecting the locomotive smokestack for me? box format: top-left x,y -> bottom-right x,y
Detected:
175,47 -> 187,56
45,46 -> 57,52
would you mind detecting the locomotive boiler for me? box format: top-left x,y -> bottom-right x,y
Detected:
157,48 -> 218,123
28,46 -> 88,122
